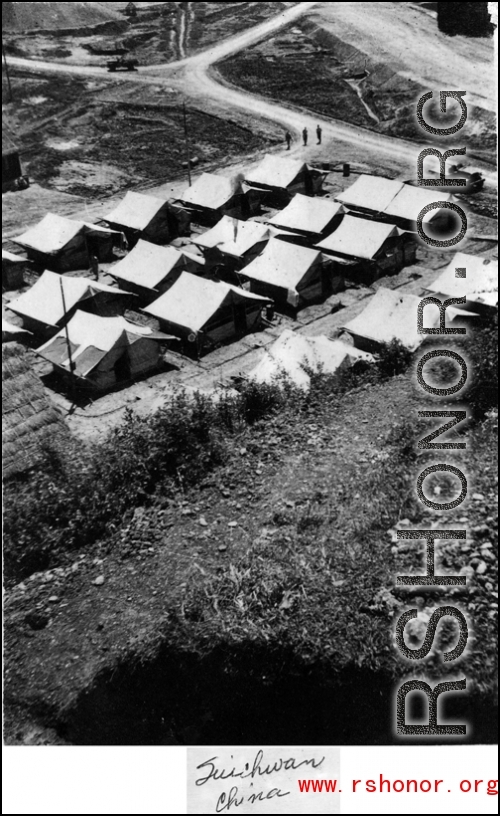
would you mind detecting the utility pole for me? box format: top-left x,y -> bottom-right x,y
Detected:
59,277 -> 76,404
182,100 -> 192,187
2,38 -> 13,102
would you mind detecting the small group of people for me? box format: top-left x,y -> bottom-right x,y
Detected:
285,124 -> 322,149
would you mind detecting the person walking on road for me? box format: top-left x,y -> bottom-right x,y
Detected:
285,130 -> 292,150
316,124 -> 322,144
302,127 -> 308,146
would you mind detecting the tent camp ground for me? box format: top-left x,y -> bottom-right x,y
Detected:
315,214 -> 411,285
426,251 -> 498,313
109,239 -> 205,304
8,270 -> 133,338
266,194 -> 345,243
13,213 -> 123,272
36,310 -> 174,393
175,173 -> 259,226
243,154 -> 326,206
142,271 -> 271,355
192,216 -> 274,276
342,286 -> 478,353
102,191 -> 185,248
241,238 -> 341,311
248,329 -> 375,389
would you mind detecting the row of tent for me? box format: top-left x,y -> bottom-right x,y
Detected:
4,249 -> 495,392
8,155 -> 326,274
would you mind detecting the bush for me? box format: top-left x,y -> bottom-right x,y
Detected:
377,339 -> 413,379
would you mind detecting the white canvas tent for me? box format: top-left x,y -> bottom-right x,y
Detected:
342,287 -> 476,352
248,329 -> 374,389
36,310 -> 172,391
103,191 -> 175,246
8,270 -> 132,336
267,194 -> 344,240
110,239 -> 204,301
13,213 -> 122,271
335,175 -> 403,216
241,238 -> 334,308
335,174 -> 458,230
316,216 -> 399,261
143,271 -> 269,350
177,173 -> 257,223
192,217 -> 273,265
244,154 -> 325,201
383,185 -> 457,229
427,252 -> 498,310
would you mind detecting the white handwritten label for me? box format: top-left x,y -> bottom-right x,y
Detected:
187,746 -> 340,814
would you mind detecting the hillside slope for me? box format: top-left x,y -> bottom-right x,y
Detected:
2,2 -> 127,33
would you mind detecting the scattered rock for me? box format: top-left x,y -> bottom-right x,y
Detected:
199,517 -> 208,526
472,493 -> 485,501
48,596 -> 59,603
228,521 -> 238,528
218,545 -> 227,552
92,575 -> 105,586
475,561 -> 488,575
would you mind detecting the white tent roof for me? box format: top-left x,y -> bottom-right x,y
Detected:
37,310 -> 170,377
14,213 -> 84,254
335,175 -> 404,213
245,154 -> 307,189
315,215 -> 398,260
2,249 -> 26,264
383,185 -> 456,223
267,194 -> 344,234
103,191 -> 168,231
427,252 -> 498,308
242,238 -> 322,291
193,216 -> 271,257
9,270 -> 130,328
13,213 -> 120,255
180,173 -> 241,210
249,329 -> 374,389
143,271 -> 269,333
110,239 -> 203,290
342,287 -> 474,351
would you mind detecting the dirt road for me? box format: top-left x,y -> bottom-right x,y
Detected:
8,1 -> 496,182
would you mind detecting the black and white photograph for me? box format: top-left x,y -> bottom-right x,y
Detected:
2,0 -> 498,809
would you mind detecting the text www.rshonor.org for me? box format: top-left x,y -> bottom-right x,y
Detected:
297,777 -> 498,794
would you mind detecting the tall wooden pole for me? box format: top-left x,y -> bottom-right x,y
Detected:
183,100 -> 192,187
2,39 -> 13,102
59,277 -> 76,403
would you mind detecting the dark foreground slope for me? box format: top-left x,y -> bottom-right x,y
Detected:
4,329 -> 498,745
